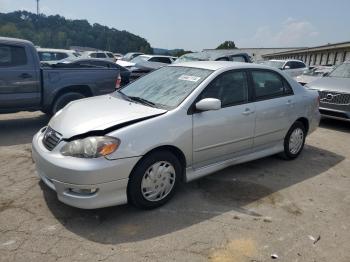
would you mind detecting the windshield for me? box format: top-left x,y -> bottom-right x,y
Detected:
265,61 -> 285,69
329,63 -> 350,78
117,66 -> 213,109
130,56 -> 149,63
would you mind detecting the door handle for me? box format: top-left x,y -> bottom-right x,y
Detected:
19,73 -> 32,79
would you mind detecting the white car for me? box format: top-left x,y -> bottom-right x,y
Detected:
83,51 -> 116,63
37,48 -> 81,64
32,61 -> 320,209
117,55 -> 176,68
264,59 -> 307,77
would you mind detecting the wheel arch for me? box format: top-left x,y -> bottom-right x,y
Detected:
295,117 -> 309,134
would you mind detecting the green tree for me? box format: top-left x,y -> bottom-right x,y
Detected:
216,41 -> 237,49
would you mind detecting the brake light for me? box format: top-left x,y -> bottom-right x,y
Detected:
115,75 -> 121,89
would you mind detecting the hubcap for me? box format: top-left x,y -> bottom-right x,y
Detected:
141,161 -> 176,202
289,128 -> 304,154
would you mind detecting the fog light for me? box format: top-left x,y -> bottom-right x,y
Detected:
69,188 -> 98,195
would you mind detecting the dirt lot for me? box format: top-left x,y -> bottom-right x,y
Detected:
0,111 -> 349,262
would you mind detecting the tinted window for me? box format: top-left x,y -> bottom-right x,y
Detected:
149,57 -> 172,64
231,55 -> 246,62
296,61 -> 306,68
55,52 -> 68,60
252,71 -> 286,99
284,61 -> 293,69
106,52 -> 114,58
96,53 -> 107,58
200,71 -> 249,107
89,53 -> 97,58
216,57 -> 229,61
0,44 -> 27,66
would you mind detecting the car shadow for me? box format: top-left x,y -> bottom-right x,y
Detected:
40,144 -> 344,244
0,112 -> 49,146
320,118 -> 350,133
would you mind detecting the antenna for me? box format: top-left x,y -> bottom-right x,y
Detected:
36,0 -> 40,15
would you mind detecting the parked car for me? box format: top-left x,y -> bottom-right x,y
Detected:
122,52 -> 144,61
113,53 -> 124,60
0,37 -> 120,115
175,50 -> 252,63
32,61 -> 320,209
55,58 -> 130,86
84,51 -> 116,62
117,54 -> 175,68
264,59 -> 307,77
305,61 -> 350,121
295,66 -> 334,85
37,48 -> 81,64
128,60 -> 167,81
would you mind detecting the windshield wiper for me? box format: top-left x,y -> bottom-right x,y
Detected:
128,96 -> 156,107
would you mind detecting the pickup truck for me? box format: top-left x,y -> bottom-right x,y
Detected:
0,37 -> 120,115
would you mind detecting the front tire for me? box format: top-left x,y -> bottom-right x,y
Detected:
127,150 -> 182,209
280,121 -> 306,160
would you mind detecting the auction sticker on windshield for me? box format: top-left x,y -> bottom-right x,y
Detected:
178,75 -> 201,82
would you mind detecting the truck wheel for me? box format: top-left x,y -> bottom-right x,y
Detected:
127,150 -> 182,209
51,92 -> 85,115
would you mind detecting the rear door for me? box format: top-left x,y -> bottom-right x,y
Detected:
0,43 -> 40,110
192,70 -> 256,168
250,69 -> 294,150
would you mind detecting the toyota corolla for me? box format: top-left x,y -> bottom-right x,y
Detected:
32,61 -> 320,209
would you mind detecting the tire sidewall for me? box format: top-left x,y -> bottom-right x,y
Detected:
284,122 -> 306,159
128,150 -> 182,209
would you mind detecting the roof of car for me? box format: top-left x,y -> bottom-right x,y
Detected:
37,48 -> 76,53
269,59 -> 304,63
170,61 -> 274,71
0,36 -> 33,45
139,55 -> 175,58
180,50 -> 249,61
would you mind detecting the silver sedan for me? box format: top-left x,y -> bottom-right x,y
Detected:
32,61 -> 320,209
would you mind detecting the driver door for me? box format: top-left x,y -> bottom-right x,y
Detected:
192,70 -> 256,169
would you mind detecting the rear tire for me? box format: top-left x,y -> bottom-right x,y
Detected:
280,121 -> 306,160
51,92 -> 85,115
127,150 -> 182,209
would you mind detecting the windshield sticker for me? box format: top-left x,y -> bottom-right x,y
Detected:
178,75 -> 201,82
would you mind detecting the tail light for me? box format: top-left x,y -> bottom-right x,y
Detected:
115,75 -> 121,89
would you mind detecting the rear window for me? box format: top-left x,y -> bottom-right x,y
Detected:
0,44 -> 27,66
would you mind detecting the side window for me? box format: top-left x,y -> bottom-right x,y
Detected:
296,62 -> 306,68
200,71 -> 249,107
252,70 -> 292,100
96,53 -> 107,58
216,57 -> 229,61
0,44 -> 27,66
106,52 -> 114,58
55,52 -> 68,60
149,57 -> 172,64
230,55 -> 246,62
90,53 -> 97,58
284,61 -> 293,69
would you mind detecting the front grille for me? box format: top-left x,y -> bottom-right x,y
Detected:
318,90 -> 350,105
42,127 -> 62,151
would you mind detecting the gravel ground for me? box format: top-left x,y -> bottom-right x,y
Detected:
0,112 -> 349,262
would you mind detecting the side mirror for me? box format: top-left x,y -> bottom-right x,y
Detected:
284,65 -> 291,70
195,98 -> 221,112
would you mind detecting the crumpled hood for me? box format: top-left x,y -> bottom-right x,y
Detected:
49,94 -> 166,139
306,77 -> 350,93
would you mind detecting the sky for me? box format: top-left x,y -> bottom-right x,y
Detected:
0,0 -> 350,51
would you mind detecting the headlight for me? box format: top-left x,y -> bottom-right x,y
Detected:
60,136 -> 120,158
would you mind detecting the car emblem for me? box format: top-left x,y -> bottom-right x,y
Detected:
326,94 -> 334,100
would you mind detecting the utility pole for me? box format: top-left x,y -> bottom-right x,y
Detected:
36,0 -> 40,16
